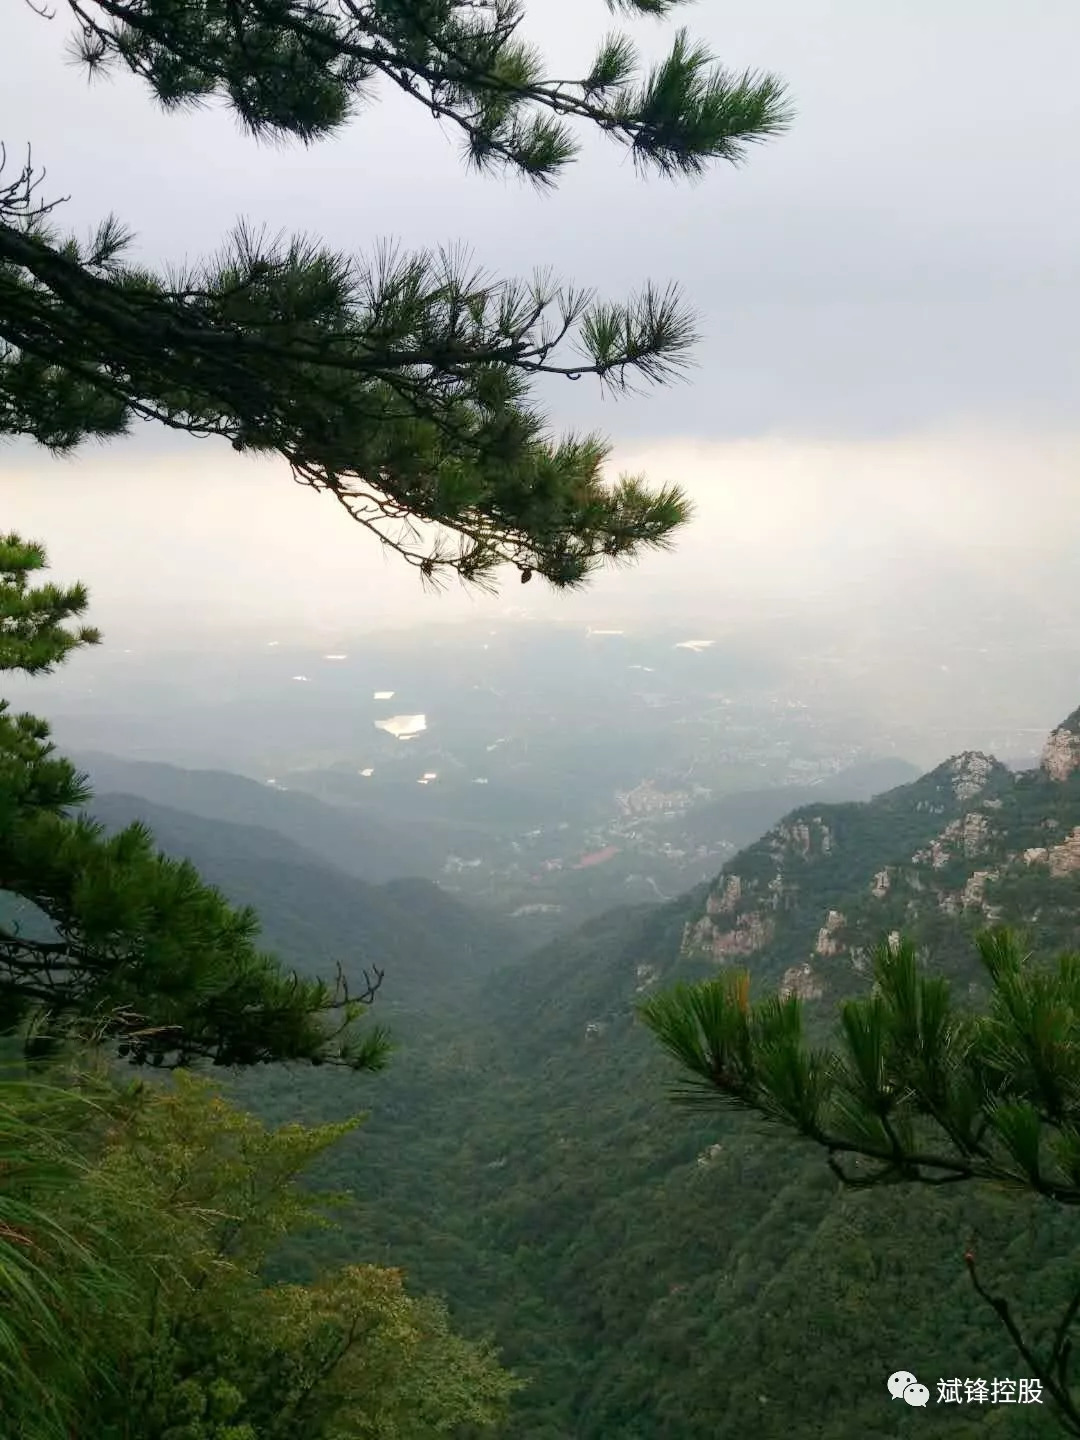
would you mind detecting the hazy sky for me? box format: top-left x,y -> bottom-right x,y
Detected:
3,0 -> 1080,651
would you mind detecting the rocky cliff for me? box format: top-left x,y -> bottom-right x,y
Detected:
679,706 -> 1080,1004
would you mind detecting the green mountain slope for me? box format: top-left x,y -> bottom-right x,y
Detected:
89,792 -> 524,1011
679,709 -> 1080,1010
75,750 -> 455,883
237,711 -> 1080,1439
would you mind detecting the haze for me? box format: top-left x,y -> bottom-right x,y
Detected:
3,0 -> 1080,739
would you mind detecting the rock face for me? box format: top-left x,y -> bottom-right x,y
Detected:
948,752 -> 998,802
1042,715 -> 1080,782
779,963 -> 823,1001
912,811 -> 992,868
1044,827 -> 1080,877
1016,826 -> 1080,876
814,910 -> 846,957
771,817 -> 834,858
706,875 -> 742,915
940,869 -> 999,916
963,868 -> 997,908
690,910 -> 775,960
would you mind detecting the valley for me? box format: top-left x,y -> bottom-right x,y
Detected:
65,633 -> 1080,1438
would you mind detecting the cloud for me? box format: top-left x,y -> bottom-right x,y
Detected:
4,427 -> 1079,643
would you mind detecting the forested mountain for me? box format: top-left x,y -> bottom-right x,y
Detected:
88,792 -> 526,1011
679,707 -> 1080,1008
73,747 -> 927,952
76,751 -> 458,883
232,706 -> 1080,1438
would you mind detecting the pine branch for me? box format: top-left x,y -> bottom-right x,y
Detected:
0,214 -> 697,585
6,1 -> 791,588
641,931 -> 1080,1206
56,0 -> 791,181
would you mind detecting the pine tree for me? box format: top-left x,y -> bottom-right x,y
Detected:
640,929 -> 1080,1436
0,532 -> 389,1070
2,0 -> 791,588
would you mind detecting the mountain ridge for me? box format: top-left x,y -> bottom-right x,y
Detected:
677,718 -> 1080,1009
74,750 -> 451,884
88,791 -> 526,1011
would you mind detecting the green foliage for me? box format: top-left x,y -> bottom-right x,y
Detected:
642,930 -> 1068,1191
63,1 -> 790,177
0,532 -> 100,674
0,1069 -> 138,1440
2,1 -> 790,588
4,1070 -> 518,1438
89,1073 -> 519,1439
